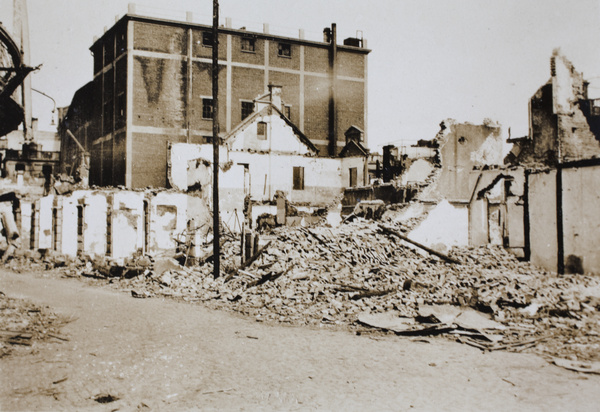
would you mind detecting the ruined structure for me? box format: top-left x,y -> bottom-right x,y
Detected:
169,85 -> 367,213
507,49 -> 600,166
62,6 -> 370,188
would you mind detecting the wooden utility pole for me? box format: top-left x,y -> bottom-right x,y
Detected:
212,0 -> 220,278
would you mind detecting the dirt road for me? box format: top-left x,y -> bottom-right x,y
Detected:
1,269 -> 598,411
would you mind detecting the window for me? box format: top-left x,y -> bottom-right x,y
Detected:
116,31 -> 126,56
115,92 -> 126,129
202,98 -> 214,119
202,32 -> 213,47
293,166 -> 304,190
284,105 -> 291,120
278,42 -> 291,57
257,121 -> 267,140
241,37 -> 255,52
349,167 -> 357,187
241,101 -> 254,120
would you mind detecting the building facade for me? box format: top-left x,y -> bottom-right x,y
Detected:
78,6 -> 369,188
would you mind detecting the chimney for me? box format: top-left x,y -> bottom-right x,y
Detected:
268,84 -> 283,110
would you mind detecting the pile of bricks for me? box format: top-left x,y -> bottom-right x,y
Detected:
96,218 -> 600,361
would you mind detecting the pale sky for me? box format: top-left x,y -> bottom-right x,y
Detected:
2,0 -> 600,152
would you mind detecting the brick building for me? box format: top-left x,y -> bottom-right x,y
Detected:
63,6 -> 370,189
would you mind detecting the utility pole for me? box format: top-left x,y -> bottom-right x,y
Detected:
212,0 -> 220,278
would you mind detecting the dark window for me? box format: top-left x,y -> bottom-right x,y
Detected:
115,92 -> 126,129
241,37 -> 255,52
15,163 -> 25,171
116,31 -> 127,56
202,32 -> 213,47
284,105 -> 291,120
278,42 -> 291,57
241,101 -> 254,120
293,166 -> 304,190
349,167 -> 357,187
103,37 -> 114,64
103,100 -> 113,134
202,98 -> 214,119
257,121 -> 267,140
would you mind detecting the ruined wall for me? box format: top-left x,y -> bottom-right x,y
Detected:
408,200 -> 469,253
561,165 -> 600,274
528,170 -> 558,272
169,143 -> 363,206
228,113 -> 313,155
468,168 -> 525,253
110,192 -> 144,259
518,51 -> 600,167
22,190 -> 213,260
435,120 -> 503,202
526,83 -> 558,165
552,52 -> 600,163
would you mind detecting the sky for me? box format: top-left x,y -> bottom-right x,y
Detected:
2,0 -> 600,152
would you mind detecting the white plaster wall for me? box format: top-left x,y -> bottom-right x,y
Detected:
37,195 -> 54,249
171,143 -> 361,206
341,157 -> 367,188
60,191 -> 87,257
150,192 -> 189,254
111,192 -> 144,259
84,193 -> 108,257
470,132 -> 504,166
170,144 -> 205,190
402,159 -> 434,185
19,201 -> 32,249
229,113 -> 312,155
528,170 -> 557,272
408,200 -> 469,252
562,166 -> 600,274
552,53 -> 576,115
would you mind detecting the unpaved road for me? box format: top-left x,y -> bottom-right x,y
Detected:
1,269 -> 598,411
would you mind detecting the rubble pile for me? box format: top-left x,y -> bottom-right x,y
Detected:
0,292 -> 72,357
97,219 -> 600,363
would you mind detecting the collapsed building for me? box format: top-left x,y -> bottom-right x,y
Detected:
400,50 -> 600,275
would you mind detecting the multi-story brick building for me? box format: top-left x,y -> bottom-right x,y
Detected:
63,5 -> 370,188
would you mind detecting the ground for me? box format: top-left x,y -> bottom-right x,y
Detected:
1,268 -> 599,411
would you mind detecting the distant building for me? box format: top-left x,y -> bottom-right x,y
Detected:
169,85 -> 368,208
64,6 -> 370,189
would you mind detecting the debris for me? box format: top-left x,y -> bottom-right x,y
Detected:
239,240 -> 272,270
94,393 -> 120,403
552,358 -> 600,375
61,216 -> 600,363
378,223 -> 461,264
131,290 -> 151,299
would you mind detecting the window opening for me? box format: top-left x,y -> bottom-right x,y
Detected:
202,98 -> 214,119
278,42 -> 291,57
202,32 -> 213,47
241,101 -> 254,120
293,166 -> 304,190
241,37 -> 255,52
257,121 -> 267,140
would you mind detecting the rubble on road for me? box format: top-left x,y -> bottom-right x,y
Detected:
64,217 -> 599,364
3,213 -> 599,365
0,292 -> 73,357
